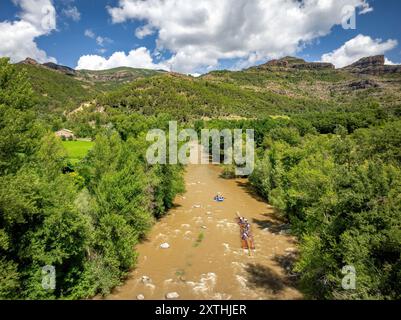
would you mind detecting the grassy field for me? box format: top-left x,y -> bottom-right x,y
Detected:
62,140 -> 94,164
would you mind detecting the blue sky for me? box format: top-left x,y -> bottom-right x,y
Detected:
0,0 -> 400,74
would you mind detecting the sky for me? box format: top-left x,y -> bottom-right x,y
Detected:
0,0 -> 400,74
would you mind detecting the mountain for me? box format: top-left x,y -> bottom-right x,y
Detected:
19,58 -> 76,76
43,62 -> 76,76
250,56 -> 335,71
76,67 -> 164,90
92,55 -> 401,121
342,55 -> 401,76
14,55 -> 401,121
15,61 -> 96,115
15,58 -> 163,115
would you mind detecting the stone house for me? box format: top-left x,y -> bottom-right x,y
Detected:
55,129 -> 75,140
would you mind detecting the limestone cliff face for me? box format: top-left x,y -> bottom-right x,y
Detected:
255,56 -> 334,71
19,57 -> 39,66
253,55 -> 401,75
293,62 -> 335,70
264,59 -> 289,68
343,55 -> 401,76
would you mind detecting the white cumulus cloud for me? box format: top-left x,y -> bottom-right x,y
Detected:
0,0 -> 56,63
135,24 -> 155,39
84,29 -> 95,38
96,36 -> 113,47
62,6 -> 81,22
321,34 -> 398,68
84,29 -> 113,47
385,58 -> 398,65
105,0 -> 373,73
75,47 -> 169,70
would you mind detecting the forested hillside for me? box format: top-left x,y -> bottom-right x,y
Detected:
14,60 -> 162,118
92,57 -> 401,121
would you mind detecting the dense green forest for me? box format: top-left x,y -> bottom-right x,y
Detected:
250,120 -> 401,299
0,58 -> 184,299
1,53 -> 401,300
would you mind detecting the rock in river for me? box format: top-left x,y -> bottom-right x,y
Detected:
166,292 -> 180,300
160,243 -> 170,249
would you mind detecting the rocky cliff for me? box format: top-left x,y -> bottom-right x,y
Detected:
343,55 -> 401,76
19,57 -> 39,66
255,56 -> 335,71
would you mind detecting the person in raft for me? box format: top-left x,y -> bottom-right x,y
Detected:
214,193 -> 224,202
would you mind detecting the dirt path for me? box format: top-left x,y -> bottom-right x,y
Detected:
106,160 -> 302,300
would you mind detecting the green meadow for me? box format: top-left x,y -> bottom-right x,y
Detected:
62,140 -> 94,164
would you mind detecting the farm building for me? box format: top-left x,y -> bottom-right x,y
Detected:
55,129 -> 75,140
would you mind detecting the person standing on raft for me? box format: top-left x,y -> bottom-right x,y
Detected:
236,212 -> 254,256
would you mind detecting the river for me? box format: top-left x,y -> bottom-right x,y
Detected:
105,149 -> 302,300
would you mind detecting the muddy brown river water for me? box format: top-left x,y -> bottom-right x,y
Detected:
106,158 -> 303,300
